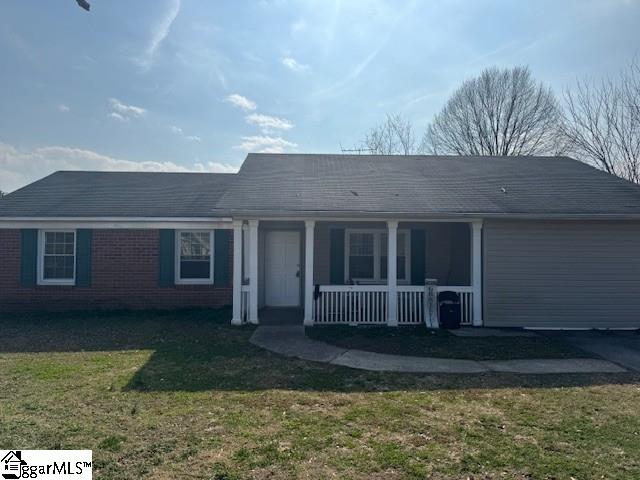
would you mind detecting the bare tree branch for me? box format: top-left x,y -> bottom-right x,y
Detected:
354,114 -> 422,155
561,58 -> 640,183
423,66 -> 563,157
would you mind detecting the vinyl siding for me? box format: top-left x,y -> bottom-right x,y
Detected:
484,220 -> 640,328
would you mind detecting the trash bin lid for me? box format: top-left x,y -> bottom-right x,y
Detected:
438,290 -> 460,302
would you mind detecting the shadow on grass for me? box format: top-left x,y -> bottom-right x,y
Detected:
1,308 -> 638,393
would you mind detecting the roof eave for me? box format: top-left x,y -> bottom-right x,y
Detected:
217,209 -> 640,221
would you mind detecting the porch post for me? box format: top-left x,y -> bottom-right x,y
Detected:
471,220 -> 483,326
248,219 -> 259,324
303,220 -> 315,326
231,220 -> 243,325
387,220 -> 398,326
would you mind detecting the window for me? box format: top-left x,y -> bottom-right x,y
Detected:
176,230 -> 214,283
348,232 -> 375,279
39,230 -> 76,284
345,229 -> 410,283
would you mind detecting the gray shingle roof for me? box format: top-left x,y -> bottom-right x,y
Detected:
3,155 -> 640,219
214,153 -> 640,218
0,171 -> 234,217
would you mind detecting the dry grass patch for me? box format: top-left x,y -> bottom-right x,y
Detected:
1,309 -> 639,479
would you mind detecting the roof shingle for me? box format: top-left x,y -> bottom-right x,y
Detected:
0,171 -> 234,217
213,154 -> 640,218
2,154 -> 640,219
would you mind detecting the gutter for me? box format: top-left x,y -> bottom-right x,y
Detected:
213,209 -> 640,221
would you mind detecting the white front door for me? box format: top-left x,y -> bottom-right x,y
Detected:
265,231 -> 301,307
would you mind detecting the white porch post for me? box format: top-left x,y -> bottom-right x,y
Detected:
387,220 -> 398,326
248,219 -> 259,324
303,220 -> 315,326
471,220 -> 483,326
231,220 -> 243,325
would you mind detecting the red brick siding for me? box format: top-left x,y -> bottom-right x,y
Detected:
0,229 -> 232,312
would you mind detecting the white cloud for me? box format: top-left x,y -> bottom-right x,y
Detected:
225,94 -> 257,111
281,56 -> 309,72
109,112 -> 127,121
135,0 -> 181,69
57,104 -> 70,113
109,98 -> 146,121
170,125 -> 201,142
233,135 -> 297,153
0,142 -> 237,193
245,113 -> 294,133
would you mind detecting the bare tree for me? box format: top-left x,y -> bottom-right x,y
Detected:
0,191 -> 5,198
562,60 -> 640,183
423,66 -> 563,156
353,113 -> 421,155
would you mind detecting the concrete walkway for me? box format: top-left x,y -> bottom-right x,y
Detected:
561,332 -> 640,372
249,326 -> 626,374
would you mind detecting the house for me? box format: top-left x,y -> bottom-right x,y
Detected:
2,450 -> 26,478
1,153 -> 640,329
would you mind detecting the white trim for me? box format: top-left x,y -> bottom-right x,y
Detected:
0,216 -> 231,222
231,220 -> 243,325
471,220 -> 483,327
37,229 -> 77,286
304,220 -> 315,326
344,228 -> 411,283
248,220 -> 259,324
174,230 -> 215,285
231,215 -> 483,223
386,220 -> 398,327
0,219 -> 232,229
228,212 -> 640,221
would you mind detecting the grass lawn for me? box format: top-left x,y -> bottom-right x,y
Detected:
1,309 -> 639,479
306,325 -> 595,360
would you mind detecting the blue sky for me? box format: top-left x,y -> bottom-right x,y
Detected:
1,0 -> 639,192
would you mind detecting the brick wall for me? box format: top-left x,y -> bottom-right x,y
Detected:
0,229 -> 233,312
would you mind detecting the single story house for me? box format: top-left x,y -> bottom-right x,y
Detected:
1,153 -> 640,329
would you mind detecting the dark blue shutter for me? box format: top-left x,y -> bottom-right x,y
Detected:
20,229 -> 38,287
411,229 -> 426,286
76,229 -> 93,287
330,228 -> 345,284
214,229 -> 231,286
158,229 -> 175,287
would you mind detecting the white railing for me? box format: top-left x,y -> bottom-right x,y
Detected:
314,284 -> 473,326
438,286 -> 473,326
314,285 -> 388,325
241,285 -> 250,323
397,286 -> 424,325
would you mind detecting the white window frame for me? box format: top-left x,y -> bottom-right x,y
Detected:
344,228 -> 411,284
38,229 -> 77,286
175,230 -> 215,285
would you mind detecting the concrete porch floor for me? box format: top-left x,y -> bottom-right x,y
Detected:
259,307 -> 304,326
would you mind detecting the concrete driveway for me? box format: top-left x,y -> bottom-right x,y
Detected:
556,331 -> 640,372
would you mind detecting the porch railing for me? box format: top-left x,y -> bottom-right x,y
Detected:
314,285 -> 473,326
444,286 -> 473,326
397,286 -> 424,325
314,285 -> 388,325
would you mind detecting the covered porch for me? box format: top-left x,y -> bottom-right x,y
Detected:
231,219 -> 483,327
